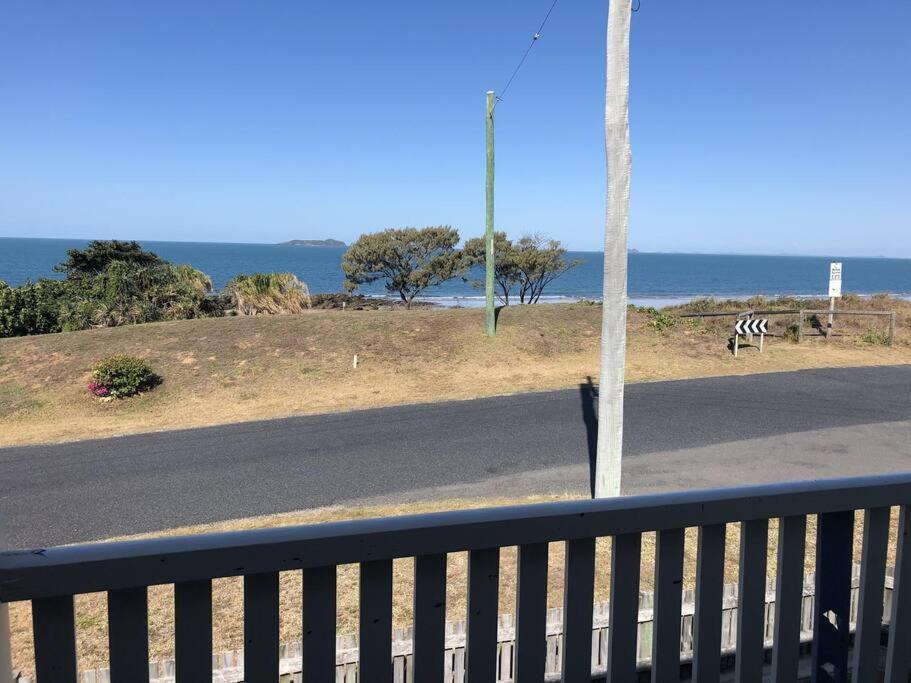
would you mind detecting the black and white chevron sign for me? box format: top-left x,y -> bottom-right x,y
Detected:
735,319 -> 768,335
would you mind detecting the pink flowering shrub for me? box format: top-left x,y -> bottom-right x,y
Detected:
87,381 -> 111,398
88,355 -> 158,398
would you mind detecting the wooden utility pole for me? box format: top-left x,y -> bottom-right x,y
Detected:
485,91 -> 496,336
595,0 -> 632,498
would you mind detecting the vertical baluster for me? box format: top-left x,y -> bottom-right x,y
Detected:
413,554 -> 447,683
175,579 -> 212,682
813,510 -> 854,683
303,566 -> 337,683
735,518 -> 768,683
466,548 -> 499,683
771,515 -> 806,683
885,504 -> 911,683
109,586 -> 150,682
360,560 -> 394,683
853,508 -> 889,682
652,528 -> 685,682
32,595 -> 77,682
515,543 -> 548,683
607,532 -> 641,683
562,538 -> 596,683
693,524 -> 725,683
244,572 -> 280,683
0,602 -> 12,683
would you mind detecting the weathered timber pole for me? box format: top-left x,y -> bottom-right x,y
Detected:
594,0 -> 633,498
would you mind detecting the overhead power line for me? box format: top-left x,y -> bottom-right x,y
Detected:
492,0 -> 559,112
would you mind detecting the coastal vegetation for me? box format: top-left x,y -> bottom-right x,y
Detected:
0,232 -> 580,336
341,226 -> 466,307
0,241 -> 217,336
462,232 -> 581,304
0,297 -> 907,447
89,355 -> 158,399
225,272 -> 311,315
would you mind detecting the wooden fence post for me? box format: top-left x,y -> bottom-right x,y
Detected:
889,312 -> 896,346
797,311 -> 804,343
0,602 -> 12,683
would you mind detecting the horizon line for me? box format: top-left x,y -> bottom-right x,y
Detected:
0,234 -> 904,261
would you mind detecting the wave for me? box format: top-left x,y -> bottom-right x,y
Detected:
390,292 -> 911,309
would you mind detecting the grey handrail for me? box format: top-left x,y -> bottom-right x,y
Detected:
3,472 -> 911,602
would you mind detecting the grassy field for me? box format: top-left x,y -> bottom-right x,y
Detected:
6,497 -> 901,677
1,295 -> 909,447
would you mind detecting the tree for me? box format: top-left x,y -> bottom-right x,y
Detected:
54,240 -> 163,278
462,232 -> 520,304
463,233 -> 580,305
594,0 -> 633,499
342,227 -> 466,308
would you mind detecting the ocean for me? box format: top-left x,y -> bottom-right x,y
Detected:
2,237 -> 910,308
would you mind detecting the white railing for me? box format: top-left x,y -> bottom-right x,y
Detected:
2,473 -> 911,682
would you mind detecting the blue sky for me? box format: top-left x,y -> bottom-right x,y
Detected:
1,1 -> 909,255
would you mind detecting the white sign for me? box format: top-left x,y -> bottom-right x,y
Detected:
829,262 -> 843,298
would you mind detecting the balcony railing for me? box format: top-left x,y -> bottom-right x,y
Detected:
2,473 -> 911,682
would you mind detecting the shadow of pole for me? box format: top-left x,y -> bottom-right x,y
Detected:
579,376 -> 598,498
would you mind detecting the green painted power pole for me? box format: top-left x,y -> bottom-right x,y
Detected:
485,90 -> 496,336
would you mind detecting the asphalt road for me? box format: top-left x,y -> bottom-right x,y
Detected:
2,366 -> 910,548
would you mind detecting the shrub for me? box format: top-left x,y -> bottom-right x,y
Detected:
649,312 -> 678,333
226,273 -> 311,315
861,327 -> 890,346
783,321 -> 801,343
0,279 -> 68,337
90,355 -> 157,398
60,261 -> 214,330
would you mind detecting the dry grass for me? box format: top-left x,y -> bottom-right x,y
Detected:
6,497 -> 903,677
2,298 -> 910,447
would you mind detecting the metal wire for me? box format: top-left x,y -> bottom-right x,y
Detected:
492,0 -> 559,113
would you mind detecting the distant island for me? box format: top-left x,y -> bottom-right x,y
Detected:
279,239 -> 347,248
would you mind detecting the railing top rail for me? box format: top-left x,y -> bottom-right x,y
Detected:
676,309 -> 800,318
3,472 -> 911,602
801,309 -> 895,316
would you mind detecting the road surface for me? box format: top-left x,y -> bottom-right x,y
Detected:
1,365 -> 910,547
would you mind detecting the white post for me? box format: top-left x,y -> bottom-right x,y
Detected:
594,0 -> 633,499
0,602 -> 12,683
827,296 -> 835,338
734,333 -> 739,358
760,333 -> 764,353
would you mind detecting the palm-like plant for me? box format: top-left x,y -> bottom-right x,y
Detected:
595,0 -> 632,498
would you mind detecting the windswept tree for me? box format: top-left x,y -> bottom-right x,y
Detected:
54,240 -> 164,278
462,232 -> 519,304
342,227 -> 466,308
463,233 -> 580,304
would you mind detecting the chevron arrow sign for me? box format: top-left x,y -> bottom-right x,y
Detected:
735,319 -> 769,335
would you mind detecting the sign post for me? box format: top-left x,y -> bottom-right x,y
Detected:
827,262 -> 842,338
733,318 -> 768,357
